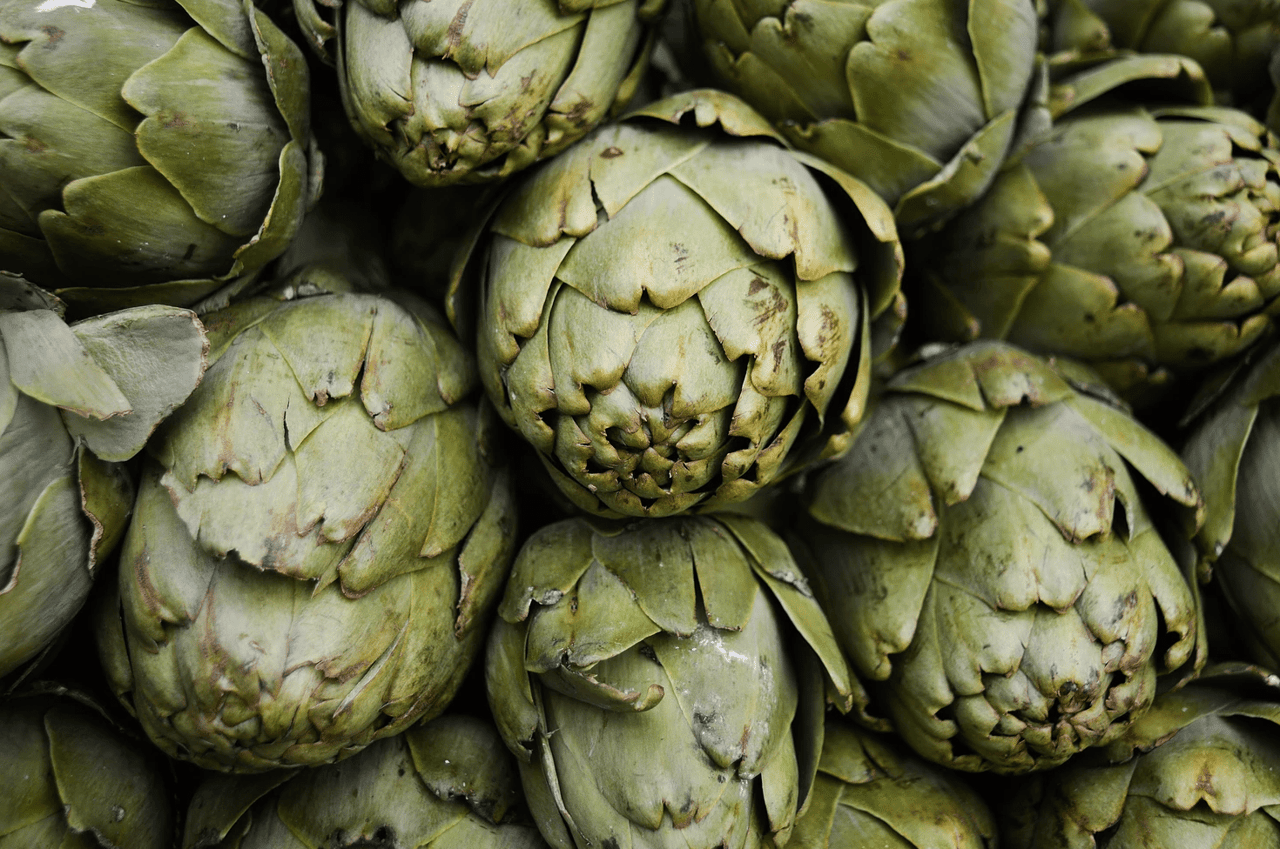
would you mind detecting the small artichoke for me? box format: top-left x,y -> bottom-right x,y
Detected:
797,341 -> 1204,773
487,514 -> 863,849
0,274 -> 206,679
96,269 -> 517,771
182,714 -> 547,849
691,0 -> 1042,235
450,90 -> 903,519
0,0 -> 320,312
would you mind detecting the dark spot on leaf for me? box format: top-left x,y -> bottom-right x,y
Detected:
694,711 -> 717,726
603,839 -> 620,849
638,643 -> 659,663
40,25 -> 64,46
747,276 -> 768,296
600,146 -> 624,159
1016,445 -> 1023,453
183,243 -> 197,261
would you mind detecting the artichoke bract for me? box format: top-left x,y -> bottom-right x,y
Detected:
791,719 -> 996,849
182,714 -> 547,849
691,0 -> 1041,235
294,0 -> 663,187
450,90 -> 903,519
96,270 -> 518,772
1005,663 -> 1280,847
1,685 -> 175,849
918,55 -> 1280,403
0,0 -> 320,313
0,274 -> 207,680
797,341 -> 1205,774
487,514 -> 864,849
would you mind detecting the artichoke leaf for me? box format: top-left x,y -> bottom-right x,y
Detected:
0,310 -> 130,420
489,137 -> 597,245
177,0 -> 259,60
406,715 -> 523,823
78,450 -> 134,570
246,0 -> 311,145
970,0 -> 1039,120
1183,392 -> 1252,555
1007,262 -> 1158,360
182,771 -> 291,849
500,519 -> 596,623
899,393 -> 1004,508
545,0 -> 643,149
365,300 -> 476,426
259,293 -> 374,407
591,519 -> 700,637
752,565 -> 854,713
687,518 -> 757,631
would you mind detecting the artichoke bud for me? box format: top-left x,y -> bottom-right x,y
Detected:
0,0 -> 321,313
486,514 -> 865,849
0,273 -> 207,680
182,714 -> 548,849
1005,662 -> 1280,848
689,0 -> 1042,235
97,274 -> 520,771
797,340 -> 1205,774
452,89 -> 904,519
917,54 -> 1280,406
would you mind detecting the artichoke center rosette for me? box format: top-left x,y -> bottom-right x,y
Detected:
95,267 -> 518,772
794,341 -> 1206,774
293,0 -> 664,188
691,0 -> 1042,235
0,274 -> 207,682
486,514 -> 869,849
449,90 -> 904,520
916,54 -> 1280,404
0,0 -> 320,313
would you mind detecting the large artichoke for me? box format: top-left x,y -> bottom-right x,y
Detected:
0,274 -> 206,680
294,0 -> 663,187
96,269 -> 517,771
917,55 -> 1280,403
796,341 -> 1204,773
450,90 -> 903,519
691,0 -> 1041,235
0,0 -> 320,312
487,514 -> 863,849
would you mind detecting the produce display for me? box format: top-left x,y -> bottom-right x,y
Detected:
3,0 -> 1280,845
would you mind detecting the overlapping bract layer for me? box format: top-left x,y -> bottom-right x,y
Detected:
0,0 -> 318,311
98,279 -> 518,771
487,515 -> 860,849
456,90 -> 902,519
799,342 -> 1204,773
693,0 -> 1040,234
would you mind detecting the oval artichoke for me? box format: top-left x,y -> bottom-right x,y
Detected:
182,714 -> 547,849
0,274 -> 207,680
691,0 -> 1041,235
96,269 -> 517,771
796,341 -> 1205,773
0,0 -> 320,312
450,89 -> 903,519
917,55 -> 1280,403
486,514 -> 864,849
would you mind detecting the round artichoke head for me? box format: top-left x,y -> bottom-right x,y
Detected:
692,0 -> 1042,234
96,272 -> 518,772
486,514 -> 864,849
798,341 -> 1205,773
452,90 -> 903,519
0,274 -> 206,680
0,0 -> 319,312
918,55 -> 1280,403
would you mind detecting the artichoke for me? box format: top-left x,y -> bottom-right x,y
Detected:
96,269 -> 518,771
917,55 -> 1280,403
0,0 -> 320,312
293,0 -> 663,187
487,514 -> 863,849
0,685 -> 175,849
182,714 -> 546,848
791,719 -> 996,849
1005,663 -> 1280,847
796,341 -> 1205,773
691,0 -> 1041,235
450,90 -> 903,519
0,274 -> 207,680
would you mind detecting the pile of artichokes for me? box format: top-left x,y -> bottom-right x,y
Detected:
5,0 -> 1280,846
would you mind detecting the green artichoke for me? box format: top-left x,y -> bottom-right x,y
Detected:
293,0 -> 663,187
797,341 -> 1204,773
1005,663 -> 1280,847
791,719 -> 996,849
691,0 -> 1041,235
0,685 -> 175,849
95,269 -> 517,772
917,55 -> 1280,403
0,274 -> 207,680
183,714 -> 546,848
450,89 -> 903,519
487,514 -> 864,849
0,0 -> 320,313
